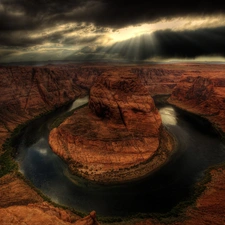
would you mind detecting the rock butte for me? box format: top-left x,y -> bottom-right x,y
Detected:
49,73 -> 174,183
0,63 -> 225,224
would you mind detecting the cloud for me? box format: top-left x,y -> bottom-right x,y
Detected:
0,24 -> 104,48
2,26 -> 225,63
63,35 -> 103,45
0,49 -> 17,59
1,0 -> 225,63
101,26 -> 225,60
0,32 -> 45,47
1,0 -> 225,31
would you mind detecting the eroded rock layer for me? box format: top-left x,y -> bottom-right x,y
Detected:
0,174 -> 99,225
169,74 -> 225,134
49,73 -> 166,183
0,64 -> 105,150
0,64 -> 104,225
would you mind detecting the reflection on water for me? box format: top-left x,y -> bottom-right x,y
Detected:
67,96 -> 89,111
34,138 -> 49,156
159,106 -> 177,125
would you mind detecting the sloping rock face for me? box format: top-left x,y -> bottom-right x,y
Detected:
0,203 -> 99,225
132,67 -> 183,95
0,174 -> 99,225
169,75 -> 225,134
0,64 -> 104,150
89,73 -> 162,135
49,73 -> 165,183
0,64 -> 103,225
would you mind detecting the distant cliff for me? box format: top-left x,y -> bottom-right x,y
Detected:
169,75 -> 225,134
131,67 -> 183,95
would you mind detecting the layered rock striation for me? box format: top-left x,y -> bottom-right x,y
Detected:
0,174 -> 99,225
132,67 -> 183,95
169,75 -> 225,134
0,64 -> 104,150
0,64 -> 104,225
49,73 -> 174,183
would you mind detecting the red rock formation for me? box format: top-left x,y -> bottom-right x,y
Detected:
0,204 -> 99,225
132,67 -> 183,95
0,174 -> 43,207
0,173 -> 99,225
0,64 -> 104,150
49,72 -> 167,183
0,64 -> 103,225
169,75 -> 225,134
89,73 -> 161,135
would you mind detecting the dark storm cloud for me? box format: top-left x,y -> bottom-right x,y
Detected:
0,49 -> 17,58
153,27 -> 225,58
0,0 -> 84,31
0,32 -> 45,47
0,25 -> 103,48
1,0 -> 225,31
1,0 -> 225,62
95,1 -> 225,28
103,26 -> 225,60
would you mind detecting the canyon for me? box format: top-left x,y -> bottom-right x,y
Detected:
0,63 -> 225,224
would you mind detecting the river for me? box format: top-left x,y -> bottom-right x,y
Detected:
15,96 -> 225,217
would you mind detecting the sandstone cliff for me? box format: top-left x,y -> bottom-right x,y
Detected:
131,67 -> 183,95
0,204 -> 99,225
0,64 -> 104,225
169,75 -> 225,134
0,173 -> 99,225
48,72 -> 173,184
0,64 -> 105,150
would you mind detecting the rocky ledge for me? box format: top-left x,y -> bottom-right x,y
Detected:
168,75 -> 225,135
49,73 -> 174,184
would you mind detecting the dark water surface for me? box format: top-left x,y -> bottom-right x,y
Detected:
16,97 -> 225,217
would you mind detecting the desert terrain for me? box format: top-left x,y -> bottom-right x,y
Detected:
0,63 -> 225,224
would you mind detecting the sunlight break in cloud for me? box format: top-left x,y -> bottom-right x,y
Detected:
108,15 -> 225,43
1,0 -> 225,63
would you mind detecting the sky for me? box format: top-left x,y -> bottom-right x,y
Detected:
1,0 -> 225,63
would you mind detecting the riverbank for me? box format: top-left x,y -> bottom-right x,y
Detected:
168,99 -> 225,139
